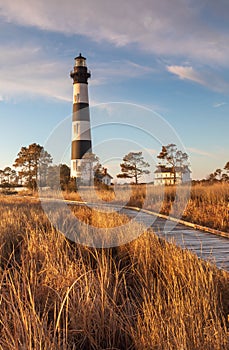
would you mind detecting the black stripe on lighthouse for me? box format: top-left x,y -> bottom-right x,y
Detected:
72,103 -> 90,122
73,102 -> 89,113
71,140 -> 92,159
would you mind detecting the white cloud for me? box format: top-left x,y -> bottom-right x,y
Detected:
187,147 -> 213,157
166,65 -> 229,92
1,0 -> 229,67
213,102 -> 227,108
91,60 -> 155,86
0,45 -> 155,101
1,1 -> 229,99
166,66 -> 204,85
0,45 -> 72,102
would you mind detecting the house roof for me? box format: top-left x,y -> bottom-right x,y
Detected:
154,166 -> 191,173
96,173 -> 113,180
102,173 -> 113,179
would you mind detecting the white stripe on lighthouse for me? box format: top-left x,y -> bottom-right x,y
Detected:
73,83 -> 89,104
72,121 -> 91,141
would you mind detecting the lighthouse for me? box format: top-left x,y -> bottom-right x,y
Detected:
70,54 -> 92,182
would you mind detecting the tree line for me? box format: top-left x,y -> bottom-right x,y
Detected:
0,143 -> 111,191
205,162 -> 229,183
1,142 -> 228,191
0,143 -> 65,190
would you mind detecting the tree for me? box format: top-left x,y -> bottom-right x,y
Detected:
117,151 -> 150,184
224,162 -> 229,172
206,164 -> 229,183
157,143 -> 189,184
0,170 -> 4,185
214,168 -> 222,180
46,166 -> 59,189
60,164 -> 71,189
221,173 -> 229,183
3,167 -> 12,184
207,172 -> 217,184
9,169 -> 18,185
46,164 -> 70,190
14,143 -> 52,190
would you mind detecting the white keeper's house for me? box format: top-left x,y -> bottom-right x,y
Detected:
96,168 -> 113,186
101,172 -> 113,186
154,165 -> 191,186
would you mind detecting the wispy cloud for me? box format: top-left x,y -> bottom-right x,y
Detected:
0,45 -> 154,101
1,0 -> 229,67
166,66 -> 204,85
1,1 -> 229,99
0,45 -> 72,102
91,60 -> 155,86
166,65 -> 229,93
187,147 -> 214,157
213,102 -> 227,108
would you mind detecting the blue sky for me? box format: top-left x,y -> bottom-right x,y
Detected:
0,0 -> 228,180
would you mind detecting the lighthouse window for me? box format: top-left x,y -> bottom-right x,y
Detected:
73,123 -> 79,136
73,161 -> 77,171
76,58 -> 86,67
74,93 -> 80,103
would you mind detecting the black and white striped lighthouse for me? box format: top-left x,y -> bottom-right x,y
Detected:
70,53 -> 92,180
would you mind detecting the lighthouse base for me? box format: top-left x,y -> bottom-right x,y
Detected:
71,159 -> 94,185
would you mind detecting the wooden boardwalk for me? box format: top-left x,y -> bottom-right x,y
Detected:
39,197 -> 229,271
122,207 -> 229,271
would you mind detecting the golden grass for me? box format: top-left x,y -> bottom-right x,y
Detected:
0,195 -> 228,349
62,183 -> 229,232
182,183 -> 229,232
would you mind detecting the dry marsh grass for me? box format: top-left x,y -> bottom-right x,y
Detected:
63,183 -> 229,232
0,195 -> 228,349
127,183 -> 229,232
183,183 -> 229,232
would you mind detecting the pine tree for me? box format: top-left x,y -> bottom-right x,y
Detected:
157,144 -> 189,184
14,143 -> 52,190
117,152 -> 150,184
